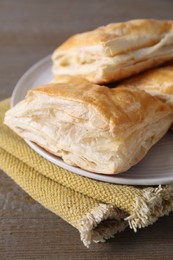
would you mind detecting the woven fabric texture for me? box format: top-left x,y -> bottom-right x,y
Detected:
0,99 -> 173,247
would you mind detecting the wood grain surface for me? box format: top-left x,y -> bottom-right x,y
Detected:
0,0 -> 173,259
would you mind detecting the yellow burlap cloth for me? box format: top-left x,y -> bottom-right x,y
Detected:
0,99 -> 173,247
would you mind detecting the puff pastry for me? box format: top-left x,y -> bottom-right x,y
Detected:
51,75 -> 90,84
4,83 -> 173,174
120,62 -> 173,106
52,19 -> 173,84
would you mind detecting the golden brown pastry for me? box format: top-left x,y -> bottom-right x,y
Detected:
51,75 -> 90,84
4,82 -> 173,174
52,19 -> 173,84
120,62 -> 173,106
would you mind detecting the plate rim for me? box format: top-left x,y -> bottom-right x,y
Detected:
11,55 -> 173,186
11,55 -> 51,107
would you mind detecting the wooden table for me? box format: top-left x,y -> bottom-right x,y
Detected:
0,0 -> 173,259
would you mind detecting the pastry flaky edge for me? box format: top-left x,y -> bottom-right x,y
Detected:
4,81 -> 173,174
4,82 -> 173,174
119,62 -> 173,107
52,19 -> 173,84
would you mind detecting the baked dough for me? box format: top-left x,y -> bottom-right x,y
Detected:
120,62 -> 173,106
51,75 -> 90,84
52,19 -> 173,84
4,82 -> 173,174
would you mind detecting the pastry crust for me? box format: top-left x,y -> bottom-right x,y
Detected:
120,62 -> 173,106
4,82 -> 173,174
51,75 -> 90,84
52,19 -> 173,84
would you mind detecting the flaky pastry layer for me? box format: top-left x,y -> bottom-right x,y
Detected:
120,62 -> 173,107
4,82 -> 173,174
52,19 -> 173,84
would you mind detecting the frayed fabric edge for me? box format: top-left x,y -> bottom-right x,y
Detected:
79,185 -> 173,248
126,185 -> 173,231
79,203 -> 128,248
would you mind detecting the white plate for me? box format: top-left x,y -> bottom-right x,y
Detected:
11,56 -> 173,186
